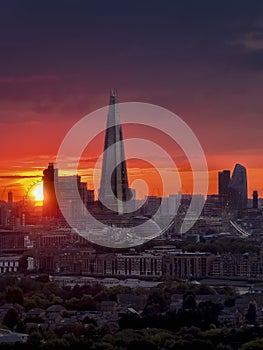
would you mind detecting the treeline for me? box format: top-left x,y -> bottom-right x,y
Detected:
0,275 -> 261,349
161,237 -> 260,255
0,274 -> 139,312
1,322 -> 263,349
0,274 -> 232,313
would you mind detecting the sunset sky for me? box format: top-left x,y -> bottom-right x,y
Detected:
0,0 -> 263,201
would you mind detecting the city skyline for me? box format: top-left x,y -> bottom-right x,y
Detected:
0,2 -> 263,346
0,159 -> 256,205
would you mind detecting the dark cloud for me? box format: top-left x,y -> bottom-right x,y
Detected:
0,0 -> 262,159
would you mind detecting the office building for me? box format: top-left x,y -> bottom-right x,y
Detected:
43,163 -> 58,217
228,163 -> 248,210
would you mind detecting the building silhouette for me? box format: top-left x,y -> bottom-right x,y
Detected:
43,163 -> 95,220
218,170 -> 230,196
98,89 -> 131,214
56,175 -> 94,219
7,191 -> 13,206
43,163 -> 58,218
228,163 -> 248,210
253,190 -> 258,209
218,170 -> 231,208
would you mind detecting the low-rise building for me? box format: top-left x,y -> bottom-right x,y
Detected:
0,255 -> 20,273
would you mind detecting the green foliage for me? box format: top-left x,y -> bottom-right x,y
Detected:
217,344 -> 233,350
5,287 -> 24,305
3,308 -> 19,330
40,338 -> 70,350
224,296 -> 236,308
28,331 -> 43,348
241,338 -> 263,350
15,320 -> 26,333
91,341 -> 114,350
4,274 -> 263,350
245,301 -> 257,325
24,294 -> 49,310
35,274 -> 50,284
183,292 -> 197,310
84,323 -> 97,339
178,238 -> 260,255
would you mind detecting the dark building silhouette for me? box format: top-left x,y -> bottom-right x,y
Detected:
0,202 -> 7,226
253,190 -> 258,209
203,194 -> 222,217
43,162 -> 95,220
99,89 -> 131,214
218,170 -> 230,208
7,191 -> 13,206
43,163 -> 58,217
228,163 -> 248,210
143,196 -> 161,217
218,170 -> 230,196
0,229 -> 27,252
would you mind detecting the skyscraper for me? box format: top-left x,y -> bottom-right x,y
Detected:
98,89 -> 131,214
218,170 -> 230,197
228,163 -> 248,210
218,169 -> 230,208
253,190 -> 258,209
43,163 -> 58,217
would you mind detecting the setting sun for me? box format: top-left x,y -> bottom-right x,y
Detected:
32,181 -> 44,204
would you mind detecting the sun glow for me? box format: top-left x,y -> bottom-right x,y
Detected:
32,181 -> 44,204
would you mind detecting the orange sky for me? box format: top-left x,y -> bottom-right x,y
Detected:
0,112 -> 262,202
0,150 -> 261,202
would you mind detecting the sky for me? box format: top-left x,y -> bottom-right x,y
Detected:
0,0 -> 263,201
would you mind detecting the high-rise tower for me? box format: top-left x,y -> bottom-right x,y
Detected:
218,170 -> 230,197
218,170 -> 230,208
98,89 -> 131,214
228,163 -> 248,210
43,162 -> 58,217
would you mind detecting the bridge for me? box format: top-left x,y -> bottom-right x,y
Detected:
230,220 -> 250,238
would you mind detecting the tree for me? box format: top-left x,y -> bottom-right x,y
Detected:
119,311 -> 144,330
217,344 -> 233,350
35,274 -> 50,283
15,320 -> 26,333
192,339 -> 215,350
245,301 -> 257,325
198,301 -> 222,329
224,296 -> 236,308
145,289 -> 170,313
127,339 -> 158,350
84,324 -> 97,340
40,338 -> 70,350
28,331 -> 43,348
5,286 -> 24,305
3,308 -> 19,330
241,338 -> 263,350
183,292 -> 197,310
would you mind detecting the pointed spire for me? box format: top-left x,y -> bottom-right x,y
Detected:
99,89 -> 131,215
109,88 -> 118,105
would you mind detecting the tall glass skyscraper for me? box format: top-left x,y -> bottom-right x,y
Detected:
228,163 -> 248,210
99,89 -> 131,215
